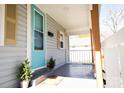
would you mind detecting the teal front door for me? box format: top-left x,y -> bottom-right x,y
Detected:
31,5 -> 46,69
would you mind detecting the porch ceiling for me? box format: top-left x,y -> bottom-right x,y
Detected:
36,4 -> 91,35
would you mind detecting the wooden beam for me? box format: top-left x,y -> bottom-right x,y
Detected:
91,4 -> 101,51
90,4 -> 103,88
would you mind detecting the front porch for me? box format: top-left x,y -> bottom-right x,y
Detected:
0,4 -> 102,88
29,4 -> 100,88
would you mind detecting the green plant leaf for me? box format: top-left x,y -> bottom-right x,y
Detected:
18,59 -> 32,81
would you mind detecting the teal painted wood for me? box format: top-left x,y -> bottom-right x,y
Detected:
31,5 -> 46,69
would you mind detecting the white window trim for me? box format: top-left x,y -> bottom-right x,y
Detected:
0,5 -> 5,46
27,5 -> 32,63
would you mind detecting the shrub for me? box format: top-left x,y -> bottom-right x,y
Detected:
18,59 -> 32,81
47,57 -> 56,70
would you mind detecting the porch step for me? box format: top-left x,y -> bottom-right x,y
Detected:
32,68 -> 49,80
29,68 -> 54,87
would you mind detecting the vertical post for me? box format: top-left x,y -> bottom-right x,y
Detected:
90,29 -> 96,73
90,29 -> 94,63
90,4 -> 103,88
27,4 -> 32,63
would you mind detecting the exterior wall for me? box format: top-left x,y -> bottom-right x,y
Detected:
0,5 -> 27,88
0,5 -> 68,87
46,14 -> 67,68
102,27 -> 124,88
65,36 -> 69,63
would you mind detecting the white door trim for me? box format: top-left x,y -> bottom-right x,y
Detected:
27,4 -> 32,65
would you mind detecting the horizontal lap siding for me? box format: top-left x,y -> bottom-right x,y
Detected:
0,5 -> 27,88
46,14 -> 66,68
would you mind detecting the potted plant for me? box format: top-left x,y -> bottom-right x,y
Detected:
18,59 -> 32,88
47,57 -> 56,70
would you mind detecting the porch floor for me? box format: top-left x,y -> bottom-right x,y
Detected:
32,63 -> 96,88
32,63 -> 95,80
50,63 -> 95,79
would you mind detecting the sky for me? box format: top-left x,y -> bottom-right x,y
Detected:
100,4 -> 124,41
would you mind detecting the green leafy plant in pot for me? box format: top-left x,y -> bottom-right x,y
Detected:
18,59 -> 32,88
47,57 -> 56,70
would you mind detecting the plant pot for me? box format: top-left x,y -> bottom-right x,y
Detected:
20,80 -> 29,88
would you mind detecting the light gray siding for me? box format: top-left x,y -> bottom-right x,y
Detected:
46,14 -> 68,68
0,5 -> 27,88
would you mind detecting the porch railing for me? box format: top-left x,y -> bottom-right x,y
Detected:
69,50 -> 92,64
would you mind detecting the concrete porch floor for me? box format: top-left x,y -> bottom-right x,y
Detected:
50,63 -> 95,79
32,63 -> 96,88
32,63 -> 95,79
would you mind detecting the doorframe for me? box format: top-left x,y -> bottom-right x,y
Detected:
27,4 -> 47,72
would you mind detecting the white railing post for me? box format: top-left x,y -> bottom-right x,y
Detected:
69,50 -> 92,64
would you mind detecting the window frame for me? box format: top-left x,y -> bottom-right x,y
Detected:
33,8 -> 44,51
59,31 -> 65,49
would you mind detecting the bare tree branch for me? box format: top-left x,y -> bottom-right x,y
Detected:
104,9 -> 124,33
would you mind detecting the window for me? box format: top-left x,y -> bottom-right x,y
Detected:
34,11 -> 44,50
60,33 -> 64,48
5,4 -> 17,44
57,31 -> 64,49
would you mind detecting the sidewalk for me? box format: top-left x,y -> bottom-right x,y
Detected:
36,76 -> 97,88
